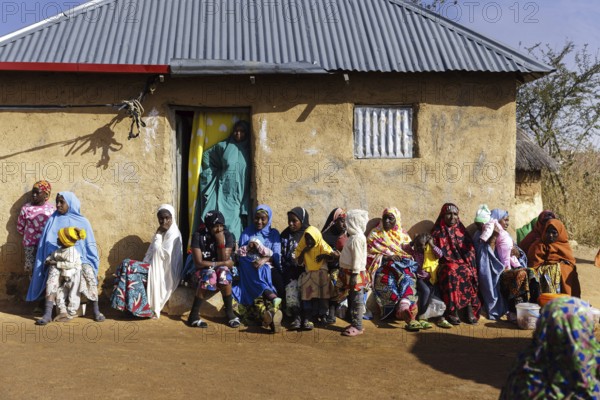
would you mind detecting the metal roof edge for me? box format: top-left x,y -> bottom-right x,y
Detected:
0,0 -> 109,44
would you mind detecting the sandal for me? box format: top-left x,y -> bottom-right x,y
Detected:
289,319 -> 302,330
302,320 -> 314,331
436,319 -> 453,329
418,320 -> 433,330
341,326 -> 364,337
466,305 -> 478,324
447,314 -> 461,325
189,319 -> 208,328
406,320 -> 422,332
272,310 -> 283,333
53,313 -> 72,323
228,317 -> 241,328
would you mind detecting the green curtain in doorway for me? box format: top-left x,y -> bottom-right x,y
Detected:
187,112 -> 249,248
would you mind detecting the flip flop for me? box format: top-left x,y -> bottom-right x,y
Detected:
406,320 -> 422,332
436,319 -> 453,329
53,313 -> 72,323
189,319 -> 208,328
228,317 -> 241,328
418,320 -> 433,329
341,326 -> 364,337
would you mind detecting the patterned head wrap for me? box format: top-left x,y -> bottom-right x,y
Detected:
204,210 -> 226,228
366,207 -> 412,274
33,180 -> 52,197
322,208 -> 347,233
500,296 -> 600,399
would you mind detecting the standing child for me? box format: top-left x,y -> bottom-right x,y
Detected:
321,208 -> 348,324
40,227 -> 86,323
336,209 -> 369,337
17,180 -> 55,278
295,226 -> 339,330
280,207 -> 310,330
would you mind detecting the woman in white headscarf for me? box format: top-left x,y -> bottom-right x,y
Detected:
111,204 -> 183,319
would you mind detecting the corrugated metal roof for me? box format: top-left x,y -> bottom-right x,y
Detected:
0,0 -> 552,77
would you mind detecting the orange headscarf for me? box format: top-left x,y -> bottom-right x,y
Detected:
519,210 -> 557,254
527,219 -> 576,268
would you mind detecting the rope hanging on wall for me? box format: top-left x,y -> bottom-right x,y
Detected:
0,75 -> 162,141
119,99 -> 146,140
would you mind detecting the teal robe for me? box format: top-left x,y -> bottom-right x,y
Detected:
195,136 -> 250,242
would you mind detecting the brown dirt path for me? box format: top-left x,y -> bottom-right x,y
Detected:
1,246 -> 598,400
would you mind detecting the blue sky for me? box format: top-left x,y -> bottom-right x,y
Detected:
0,0 -> 599,61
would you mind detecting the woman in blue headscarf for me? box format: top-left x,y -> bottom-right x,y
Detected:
27,192 -> 105,325
233,205 -> 282,331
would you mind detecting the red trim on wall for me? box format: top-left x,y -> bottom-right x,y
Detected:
0,62 -> 169,73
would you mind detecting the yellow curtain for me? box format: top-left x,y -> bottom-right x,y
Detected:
187,112 -> 249,247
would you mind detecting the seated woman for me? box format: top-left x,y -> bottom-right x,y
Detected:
431,203 -> 480,325
500,296 -> 600,399
367,207 -> 421,331
527,219 -> 581,298
111,204 -> 183,319
490,209 -> 532,321
187,210 -> 238,328
474,206 -> 531,321
233,205 -> 282,331
518,210 -> 557,254
29,192 -> 105,325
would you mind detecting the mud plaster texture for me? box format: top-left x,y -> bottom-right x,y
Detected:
0,71 -> 518,299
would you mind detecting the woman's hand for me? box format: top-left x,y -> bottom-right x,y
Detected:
214,229 -> 226,246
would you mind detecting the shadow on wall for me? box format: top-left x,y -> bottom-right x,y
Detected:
410,326 -> 531,390
3,193 -> 31,301
407,220 -> 435,238
0,114 -> 125,169
102,235 -> 149,298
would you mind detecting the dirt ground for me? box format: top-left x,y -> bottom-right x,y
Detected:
1,246 -> 599,400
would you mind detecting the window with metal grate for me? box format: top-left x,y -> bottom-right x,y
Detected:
353,106 -> 414,159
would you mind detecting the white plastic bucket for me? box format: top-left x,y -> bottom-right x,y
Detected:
516,302 -> 540,330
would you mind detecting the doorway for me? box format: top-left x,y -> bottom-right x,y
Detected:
174,108 -> 251,248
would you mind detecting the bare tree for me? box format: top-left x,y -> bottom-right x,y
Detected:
517,42 -> 600,163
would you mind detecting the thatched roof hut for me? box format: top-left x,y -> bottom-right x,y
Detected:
514,128 -> 559,229
516,128 -> 559,172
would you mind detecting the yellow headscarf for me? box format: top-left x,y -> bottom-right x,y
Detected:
294,226 -> 334,272
367,207 -> 412,274
58,227 -> 86,248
